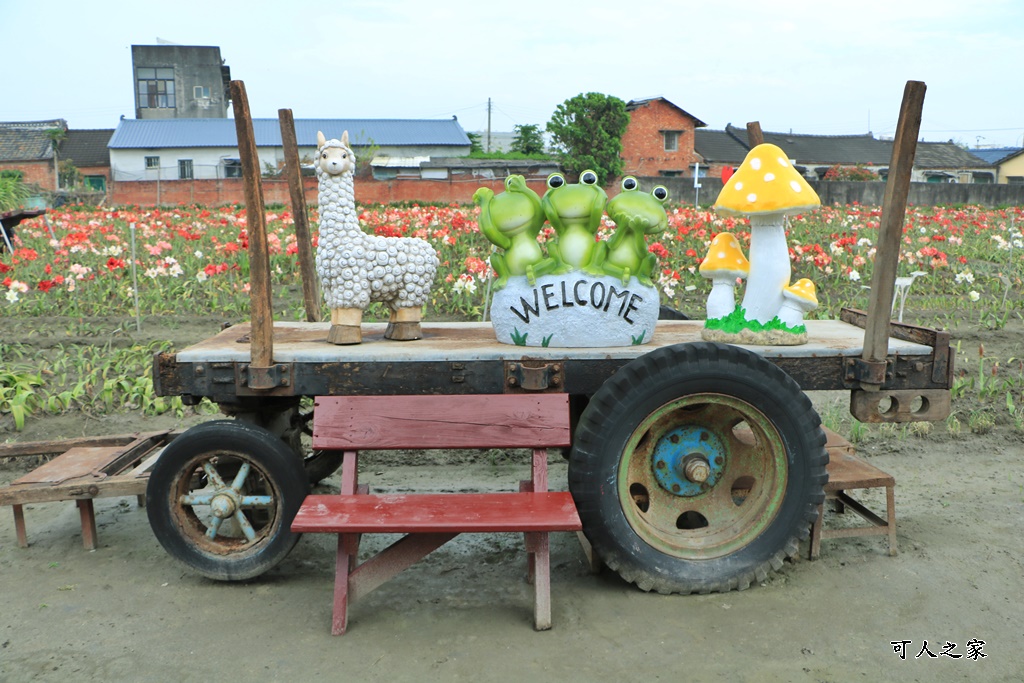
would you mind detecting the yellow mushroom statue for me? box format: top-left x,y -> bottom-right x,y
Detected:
703,143 -> 821,345
699,233 -> 749,319
778,279 -> 818,327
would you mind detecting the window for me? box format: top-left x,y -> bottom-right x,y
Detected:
223,159 -> 242,178
662,130 -> 681,152
145,156 -> 160,169
137,67 -> 176,109
178,159 -> 194,180
193,85 -> 210,99
1008,176 -> 1024,184
83,176 -> 106,192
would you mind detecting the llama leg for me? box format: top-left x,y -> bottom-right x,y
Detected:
328,307 -> 363,345
385,306 -> 423,341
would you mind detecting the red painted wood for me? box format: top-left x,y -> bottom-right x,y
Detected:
292,492 -> 582,534
312,394 -> 571,450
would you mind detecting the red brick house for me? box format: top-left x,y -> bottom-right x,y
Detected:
621,98 -> 707,178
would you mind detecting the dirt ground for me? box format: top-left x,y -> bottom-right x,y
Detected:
1,317 -> 1023,682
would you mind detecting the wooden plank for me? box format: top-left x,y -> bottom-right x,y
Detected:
746,121 -> 764,146
292,492 -> 582,534
278,108 -> 321,322
862,81 -> 927,367
230,79 -> 274,374
825,451 -> 895,491
313,394 -> 571,450
0,433 -> 151,459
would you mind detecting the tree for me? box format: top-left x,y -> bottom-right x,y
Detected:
466,132 -> 483,155
0,172 -> 31,212
546,93 -> 629,184
44,127 -> 67,191
510,124 -> 545,155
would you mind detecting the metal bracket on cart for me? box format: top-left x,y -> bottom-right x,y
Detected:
504,361 -> 564,392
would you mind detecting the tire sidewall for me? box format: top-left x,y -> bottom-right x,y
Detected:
147,420 -> 309,581
570,342 -> 826,592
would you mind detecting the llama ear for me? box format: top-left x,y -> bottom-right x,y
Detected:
317,131 -> 326,148
341,130 -> 349,147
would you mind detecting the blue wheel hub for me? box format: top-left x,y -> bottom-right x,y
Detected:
651,425 -> 726,497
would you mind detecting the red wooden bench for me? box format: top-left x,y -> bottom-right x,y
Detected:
291,394 -> 582,635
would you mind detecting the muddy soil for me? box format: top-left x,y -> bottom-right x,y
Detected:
1,315 -> 1022,682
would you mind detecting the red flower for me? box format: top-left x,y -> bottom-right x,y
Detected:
0,262 -> 10,274
37,279 -> 55,292
648,242 -> 670,259
106,257 -> 126,271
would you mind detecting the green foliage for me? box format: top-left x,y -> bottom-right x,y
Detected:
58,160 -> 81,189
510,124 -> 545,155
0,173 -> 31,212
466,132 -> 483,154
546,92 -> 629,184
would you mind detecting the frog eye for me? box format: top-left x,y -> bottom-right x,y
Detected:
621,176 -> 638,191
580,170 -> 598,185
505,176 -> 515,189
652,186 -> 669,202
547,173 -> 566,189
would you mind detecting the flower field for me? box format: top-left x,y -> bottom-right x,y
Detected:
2,200 -> 1023,432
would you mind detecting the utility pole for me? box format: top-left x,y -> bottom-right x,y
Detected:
487,98 -> 492,153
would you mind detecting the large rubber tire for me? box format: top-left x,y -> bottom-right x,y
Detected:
569,342 -> 827,594
147,420 -> 309,581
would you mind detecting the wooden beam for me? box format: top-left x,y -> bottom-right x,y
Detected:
230,80 -> 275,379
862,81 -> 927,369
746,121 -> 764,146
278,108 -> 321,322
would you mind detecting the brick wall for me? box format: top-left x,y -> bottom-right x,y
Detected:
621,100 -> 701,178
0,160 -> 55,189
110,175 -> 551,207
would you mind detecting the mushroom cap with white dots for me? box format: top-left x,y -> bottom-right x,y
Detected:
699,232 -> 750,279
714,143 -> 821,217
783,278 -> 819,307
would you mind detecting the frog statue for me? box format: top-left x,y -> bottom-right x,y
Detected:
473,175 -> 560,290
589,176 -> 669,286
540,169 -> 608,272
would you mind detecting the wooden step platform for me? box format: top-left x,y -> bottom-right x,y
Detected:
811,429 -> 897,559
0,432 -> 176,549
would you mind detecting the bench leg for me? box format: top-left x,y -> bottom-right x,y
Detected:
809,502 -> 824,560
77,499 -> 97,551
526,531 -> 552,631
332,533 -> 359,635
886,485 -> 898,557
13,504 -> 28,548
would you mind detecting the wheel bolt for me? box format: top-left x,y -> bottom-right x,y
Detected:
684,457 -> 710,483
211,495 -> 236,519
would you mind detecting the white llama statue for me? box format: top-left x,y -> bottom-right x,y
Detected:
315,130 -> 439,344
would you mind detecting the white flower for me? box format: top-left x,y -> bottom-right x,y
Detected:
194,250 -> 203,258
5,289 -> 19,303
969,291 -> 980,302
196,271 -> 208,282
954,271 -> 974,285
849,270 -> 861,281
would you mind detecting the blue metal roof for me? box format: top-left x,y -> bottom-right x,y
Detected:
108,117 -> 470,149
968,147 -> 1022,165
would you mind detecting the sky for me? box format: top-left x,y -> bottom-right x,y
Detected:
2,0 -> 1022,148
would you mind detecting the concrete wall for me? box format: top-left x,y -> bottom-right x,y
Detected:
639,177 -> 1024,208
132,45 -> 228,120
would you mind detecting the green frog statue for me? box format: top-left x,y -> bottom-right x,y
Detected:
540,169 -> 607,272
590,176 -> 669,286
473,175 -> 560,289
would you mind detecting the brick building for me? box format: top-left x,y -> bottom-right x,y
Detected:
620,98 -> 707,178
0,119 -> 66,190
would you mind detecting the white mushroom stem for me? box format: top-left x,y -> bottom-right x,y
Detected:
740,214 -> 791,323
776,299 -> 808,327
706,276 -> 740,319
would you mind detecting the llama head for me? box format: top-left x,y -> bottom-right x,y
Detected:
316,130 -> 355,176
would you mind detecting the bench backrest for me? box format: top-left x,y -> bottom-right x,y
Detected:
312,394 -> 572,451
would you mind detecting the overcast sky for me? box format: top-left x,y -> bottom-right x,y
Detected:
2,0 -> 1022,148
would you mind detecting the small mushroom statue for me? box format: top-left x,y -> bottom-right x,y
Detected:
699,233 -> 749,319
777,278 -> 818,328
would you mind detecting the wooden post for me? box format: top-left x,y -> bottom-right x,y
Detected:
278,108 -> 321,322
862,81 -> 927,373
230,80 -> 275,384
746,121 -> 764,147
